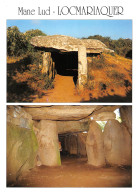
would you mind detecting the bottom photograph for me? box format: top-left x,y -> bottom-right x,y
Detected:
6,105 -> 132,187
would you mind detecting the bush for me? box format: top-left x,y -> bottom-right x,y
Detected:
89,54 -> 106,70
85,35 -> 132,58
107,70 -> 125,80
7,26 -> 28,56
13,64 -> 54,95
27,51 -> 43,66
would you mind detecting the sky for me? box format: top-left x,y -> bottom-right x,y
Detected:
7,20 -> 132,40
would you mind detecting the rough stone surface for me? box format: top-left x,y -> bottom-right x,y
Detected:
30,35 -> 113,53
78,133 -> 87,156
7,106 -> 33,129
23,105 -> 119,121
36,120 -> 61,166
7,122 -> 38,184
57,120 -> 89,134
92,112 -> 116,121
120,106 -> 132,135
69,135 -> 78,155
86,121 -> 106,167
63,133 -> 87,157
104,119 -> 132,166
23,105 -> 98,121
78,46 -> 87,87
42,52 -> 55,79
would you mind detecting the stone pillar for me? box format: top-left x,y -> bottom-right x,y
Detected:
52,62 -> 55,79
86,121 -> 106,167
37,120 -> 61,166
42,52 -> 53,77
69,135 -> 78,155
78,46 -> 87,89
104,119 -> 132,166
120,106 -> 132,135
78,133 -> 87,157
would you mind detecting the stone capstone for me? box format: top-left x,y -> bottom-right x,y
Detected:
23,105 -> 118,121
57,120 -> 89,134
23,105 -> 98,121
30,35 -> 113,53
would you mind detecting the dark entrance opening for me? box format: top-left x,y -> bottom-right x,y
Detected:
58,132 -> 87,159
52,52 -> 78,85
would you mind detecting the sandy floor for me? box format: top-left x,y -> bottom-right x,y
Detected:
14,156 -> 132,187
33,74 -> 91,103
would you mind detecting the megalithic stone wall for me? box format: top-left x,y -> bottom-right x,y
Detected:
7,106 -> 38,184
42,52 -> 55,79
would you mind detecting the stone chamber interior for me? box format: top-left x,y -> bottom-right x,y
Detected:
52,52 -> 78,85
7,105 -> 132,187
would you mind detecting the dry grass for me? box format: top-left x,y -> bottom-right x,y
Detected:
7,56 -> 54,102
87,53 -> 132,100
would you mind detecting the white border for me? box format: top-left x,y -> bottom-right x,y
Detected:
1,0 -> 138,193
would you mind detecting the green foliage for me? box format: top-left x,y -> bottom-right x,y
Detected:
25,29 -> 46,52
85,35 -> 132,58
25,29 -> 46,41
27,51 -> 43,66
96,121 -> 107,132
7,26 -> 28,56
7,26 -> 46,57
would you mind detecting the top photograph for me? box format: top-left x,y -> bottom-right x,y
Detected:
7,20 -> 132,103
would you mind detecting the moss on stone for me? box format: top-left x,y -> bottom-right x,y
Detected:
7,122 -> 38,184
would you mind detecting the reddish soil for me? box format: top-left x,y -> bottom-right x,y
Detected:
15,156 -> 132,187
7,54 -> 132,102
32,74 -> 91,103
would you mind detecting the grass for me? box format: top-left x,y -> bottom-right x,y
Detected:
7,55 -> 54,102
87,53 -> 132,99
88,54 -> 107,70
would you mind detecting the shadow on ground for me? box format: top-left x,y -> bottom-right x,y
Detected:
7,57 -> 46,102
81,90 -> 132,103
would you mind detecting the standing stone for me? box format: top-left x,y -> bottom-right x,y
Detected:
86,121 -> 105,167
78,46 -> 87,88
78,133 -> 87,157
37,120 -> 61,166
42,52 -> 53,75
104,119 -> 132,166
52,62 -> 55,79
69,134 -> 78,155
120,106 -> 132,135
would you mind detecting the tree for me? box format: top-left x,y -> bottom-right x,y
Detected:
24,29 -> 46,52
84,35 -> 132,58
24,29 -> 46,41
7,26 -> 28,56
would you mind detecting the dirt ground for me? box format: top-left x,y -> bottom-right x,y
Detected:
7,54 -> 132,103
14,156 -> 132,187
32,74 -> 91,103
